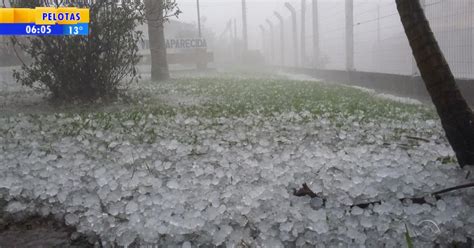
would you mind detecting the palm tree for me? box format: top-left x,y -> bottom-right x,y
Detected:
395,0 -> 474,167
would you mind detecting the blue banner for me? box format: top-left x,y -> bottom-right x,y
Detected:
0,23 -> 89,36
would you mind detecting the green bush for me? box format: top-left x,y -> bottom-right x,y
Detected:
12,0 -> 144,102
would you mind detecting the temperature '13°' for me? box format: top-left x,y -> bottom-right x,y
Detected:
69,25 -> 83,35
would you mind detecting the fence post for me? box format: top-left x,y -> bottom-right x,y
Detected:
242,0 -> 248,51
301,0 -> 307,67
228,20 -> 234,61
234,19 -> 238,61
312,0 -> 319,68
259,25 -> 266,62
196,0 -> 202,37
285,2 -> 299,67
345,0 -> 354,71
274,12 -> 285,66
266,19 -> 275,64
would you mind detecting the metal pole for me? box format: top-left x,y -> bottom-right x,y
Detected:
312,0 -> 320,68
301,0 -> 306,67
274,12 -> 285,66
234,19 -> 238,61
345,0 -> 354,71
259,25 -> 266,62
242,0 -> 248,51
234,18 -> 238,40
285,2 -> 299,67
376,1 -> 381,72
229,20 -> 234,41
266,19 -> 275,64
228,20 -> 234,61
197,0 -> 202,37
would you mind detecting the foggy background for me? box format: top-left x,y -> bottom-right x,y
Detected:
163,0 -> 474,79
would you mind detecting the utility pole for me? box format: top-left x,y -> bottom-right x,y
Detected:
242,0 -> 248,51
312,0 -> 320,68
266,19 -> 275,63
274,11 -> 285,66
228,20 -> 234,61
301,0 -> 306,67
285,2 -> 299,67
229,20 -> 234,40
345,0 -> 354,71
259,25 -> 266,61
376,1 -> 381,72
234,18 -> 238,41
233,18 -> 238,60
197,0 -> 202,37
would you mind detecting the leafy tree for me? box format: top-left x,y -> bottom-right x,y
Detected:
396,0 -> 474,167
12,0 -> 144,102
144,0 -> 181,81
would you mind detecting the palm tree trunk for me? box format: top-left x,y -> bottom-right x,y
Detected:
396,0 -> 474,167
145,0 -> 170,81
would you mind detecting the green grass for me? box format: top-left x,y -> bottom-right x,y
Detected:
3,72 -> 435,123
405,224 -> 415,248
3,74 -> 439,146
142,76 -> 436,121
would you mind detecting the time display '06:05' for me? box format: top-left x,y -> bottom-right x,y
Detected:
25,25 -> 52,34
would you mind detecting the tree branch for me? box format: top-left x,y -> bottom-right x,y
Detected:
293,182 -> 474,209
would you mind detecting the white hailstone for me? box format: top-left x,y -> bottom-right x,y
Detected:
122,120 -> 135,127
57,190 -> 68,203
182,241 -> 192,248
351,207 -> 363,216
360,216 -> 373,228
437,200 -> 447,211
1,100 -> 473,247
307,209 -> 326,223
259,139 -> 270,147
310,197 -> 324,210
39,206 -> 50,216
65,213 -> 80,225
5,201 -> 27,213
280,222 -> 293,232
96,131 -> 104,138
166,179 -> 179,189
108,141 -> 119,149
117,230 -> 137,247
109,180 -> 119,191
213,225 -> 233,245
97,176 -> 109,187
45,154 -> 57,162
125,202 -> 139,214
45,184 -> 59,196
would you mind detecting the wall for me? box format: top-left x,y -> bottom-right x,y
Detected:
280,67 -> 474,106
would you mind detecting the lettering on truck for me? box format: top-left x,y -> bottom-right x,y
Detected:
166,38 -> 207,49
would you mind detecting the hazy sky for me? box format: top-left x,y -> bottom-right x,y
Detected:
171,0 -> 395,49
173,0 -> 303,48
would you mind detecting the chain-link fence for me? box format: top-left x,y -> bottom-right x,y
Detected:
263,0 -> 474,79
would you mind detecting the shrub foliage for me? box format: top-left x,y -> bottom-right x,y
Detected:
12,0 -> 144,101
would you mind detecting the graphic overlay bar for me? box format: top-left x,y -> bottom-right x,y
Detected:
0,7 -> 89,36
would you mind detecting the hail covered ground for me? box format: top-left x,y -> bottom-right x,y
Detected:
1,69 -> 473,247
